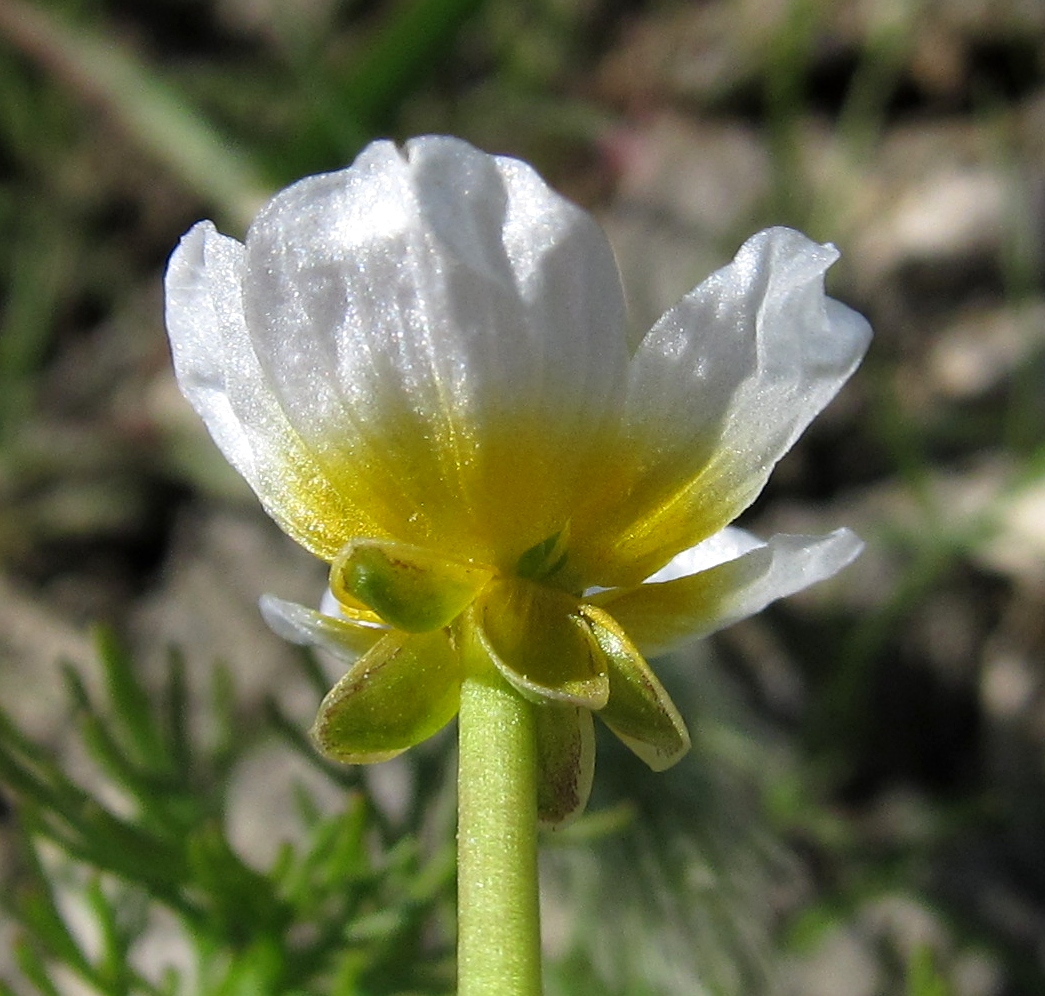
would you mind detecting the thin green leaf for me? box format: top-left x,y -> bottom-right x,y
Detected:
12,840 -> 93,978
290,644 -> 337,700
0,0 -> 269,227
186,824 -> 287,939
208,663 -> 239,770
13,941 -> 63,996
0,708 -> 102,835
318,798 -> 370,888
62,664 -> 165,810
908,946 -> 952,996
25,798 -> 190,904
163,648 -> 192,775
83,877 -> 135,991
92,625 -> 168,771
264,696 -> 361,792
0,206 -> 68,439
279,796 -> 369,907
342,0 -> 487,128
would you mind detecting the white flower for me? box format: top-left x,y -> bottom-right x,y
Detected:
165,136 -> 871,823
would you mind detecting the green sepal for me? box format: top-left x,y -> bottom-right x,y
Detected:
471,580 -> 609,708
534,704 -> 595,827
330,538 -> 493,633
577,604 -> 691,771
311,629 -> 461,764
515,524 -> 570,581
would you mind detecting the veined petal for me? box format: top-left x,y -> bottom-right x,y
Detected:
578,605 -> 690,771
534,705 -> 595,827
571,228 -> 871,585
597,528 -> 863,658
311,629 -> 461,764
643,526 -> 765,583
330,538 -> 493,632
259,594 -> 385,665
470,580 -> 609,708
165,223 -> 375,561
239,136 -> 628,568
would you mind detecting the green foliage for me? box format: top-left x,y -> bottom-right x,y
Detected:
907,947 -> 952,996
0,629 -> 456,996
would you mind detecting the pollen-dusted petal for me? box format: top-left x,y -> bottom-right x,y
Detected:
165,222 -> 378,561
597,528 -> 863,658
311,629 -> 461,764
330,538 -> 494,633
239,136 -> 628,567
577,605 -> 690,772
534,704 -> 595,827
259,594 -> 385,665
471,580 -> 609,708
571,227 -> 872,585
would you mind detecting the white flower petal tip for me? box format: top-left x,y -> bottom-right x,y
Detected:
644,526 -> 767,583
259,594 -> 385,665
724,227 -> 873,376
599,528 -> 864,658
573,224 -> 871,586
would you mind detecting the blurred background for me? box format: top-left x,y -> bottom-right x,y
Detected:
1,0 -> 1044,994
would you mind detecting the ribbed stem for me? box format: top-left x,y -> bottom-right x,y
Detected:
457,669 -> 542,996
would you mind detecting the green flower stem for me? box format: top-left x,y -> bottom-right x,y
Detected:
457,668 -> 542,996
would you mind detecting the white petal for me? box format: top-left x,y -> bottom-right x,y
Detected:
237,136 -> 628,564
634,228 -> 869,467
599,528 -> 863,657
574,227 -> 870,585
165,222 -> 254,475
320,586 -> 346,618
643,526 -> 765,583
259,594 -> 385,665
695,528 -> 864,637
165,222 -> 373,560
243,137 -> 627,429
